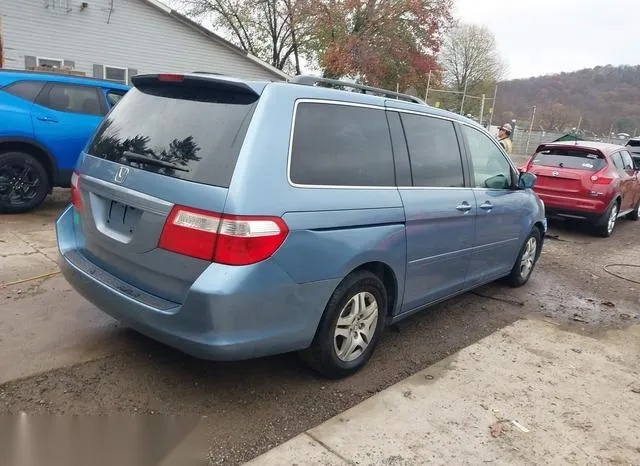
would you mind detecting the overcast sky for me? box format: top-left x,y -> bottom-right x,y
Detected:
455,0 -> 637,79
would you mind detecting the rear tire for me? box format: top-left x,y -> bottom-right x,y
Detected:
595,200 -> 619,237
626,202 -> 640,221
0,152 -> 49,213
506,228 -> 541,287
302,271 -> 386,379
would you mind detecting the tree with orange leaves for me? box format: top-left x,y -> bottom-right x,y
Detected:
306,0 -> 453,89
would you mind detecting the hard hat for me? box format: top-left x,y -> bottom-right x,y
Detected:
500,123 -> 513,133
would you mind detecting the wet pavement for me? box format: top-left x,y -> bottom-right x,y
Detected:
0,187 -> 639,465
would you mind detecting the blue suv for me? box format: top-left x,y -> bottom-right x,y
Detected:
56,74 -> 545,378
0,70 -> 129,212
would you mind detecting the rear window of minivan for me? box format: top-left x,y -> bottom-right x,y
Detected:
88,85 -> 258,187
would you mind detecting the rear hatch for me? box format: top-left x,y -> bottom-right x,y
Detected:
527,146 -> 607,197
74,74 -> 262,303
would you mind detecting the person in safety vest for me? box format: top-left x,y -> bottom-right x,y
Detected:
497,123 -> 513,155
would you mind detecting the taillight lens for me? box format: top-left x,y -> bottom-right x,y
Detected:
590,168 -> 612,184
70,171 -> 82,211
158,206 -> 288,265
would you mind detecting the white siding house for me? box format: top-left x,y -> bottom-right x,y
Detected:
0,0 -> 288,83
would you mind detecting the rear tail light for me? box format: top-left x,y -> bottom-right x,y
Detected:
70,171 -> 82,212
158,206 -> 288,265
590,168 -> 612,184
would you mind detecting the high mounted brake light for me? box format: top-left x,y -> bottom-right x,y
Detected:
158,206 -> 288,265
157,74 -> 185,82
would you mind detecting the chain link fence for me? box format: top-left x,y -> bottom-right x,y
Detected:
510,130 -> 630,156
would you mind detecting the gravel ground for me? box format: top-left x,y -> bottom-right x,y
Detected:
1,186 -> 639,465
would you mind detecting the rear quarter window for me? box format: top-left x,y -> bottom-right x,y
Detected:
532,148 -> 606,171
2,80 -> 45,102
290,102 -> 395,187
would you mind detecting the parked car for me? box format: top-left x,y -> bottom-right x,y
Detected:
56,74 -> 545,378
523,141 -> 640,236
0,69 -> 129,213
626,137 -> 640,157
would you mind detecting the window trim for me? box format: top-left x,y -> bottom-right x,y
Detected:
103,65 -> 128,85
286,99 -> 495,191
36,56 -> 64,69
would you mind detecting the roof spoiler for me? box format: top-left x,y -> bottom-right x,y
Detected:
131,73 -> 260,96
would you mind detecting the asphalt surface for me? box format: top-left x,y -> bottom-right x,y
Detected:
1,187 -> 639,465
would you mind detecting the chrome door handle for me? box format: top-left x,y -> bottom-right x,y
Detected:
480,202 -> 493,210
456,202 -> 472,212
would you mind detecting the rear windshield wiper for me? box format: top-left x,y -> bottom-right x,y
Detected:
123,151 -> 189,172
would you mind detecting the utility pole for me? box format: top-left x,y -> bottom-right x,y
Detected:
479,94 -> 486,125
487,84 -> 498,129
425,70 -> 432,102
459,79 -> 469,115
576,115 -> 582,132
525,105 -> 536,154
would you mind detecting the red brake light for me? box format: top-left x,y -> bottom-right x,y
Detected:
158,206 -> 288,265
70,171 -> 82,212
157,74 -> 184,82
590,167 -> 612,184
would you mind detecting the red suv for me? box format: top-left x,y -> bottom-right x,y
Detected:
523,141 -> 640,237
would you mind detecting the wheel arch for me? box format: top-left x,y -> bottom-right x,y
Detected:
0,137 -> 57,190
346,261 -> 399,321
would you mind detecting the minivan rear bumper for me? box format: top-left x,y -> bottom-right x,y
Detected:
56,206 -> 337,361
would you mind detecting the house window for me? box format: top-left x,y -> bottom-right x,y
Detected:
37,57 -> 64,69
104,66 -> 128,85
47,0 -> 70,9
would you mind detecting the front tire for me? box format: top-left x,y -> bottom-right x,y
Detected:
302,271 -> 386,379
0,152 -> 49,213
506,228 -> 542,287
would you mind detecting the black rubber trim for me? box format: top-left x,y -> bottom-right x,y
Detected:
64,250 -> 178,311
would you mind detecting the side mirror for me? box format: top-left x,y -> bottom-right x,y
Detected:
518,171 -> 537,189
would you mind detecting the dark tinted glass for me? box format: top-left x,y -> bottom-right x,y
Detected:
88,85 -> 258,188
2,80 -> 45,101
626,139 -> 640,147
38,84 -> 103,116
290,103 -> 394,186
533,149 -> 606,171
401,114 -> 464,187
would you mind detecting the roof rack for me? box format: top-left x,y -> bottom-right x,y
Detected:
289,75 -> 425,105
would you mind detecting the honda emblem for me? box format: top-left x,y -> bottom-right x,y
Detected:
552,171 -> 559,177
114,166 -> 130,183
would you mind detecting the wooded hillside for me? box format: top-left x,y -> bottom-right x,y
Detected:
495,65 -> 640,136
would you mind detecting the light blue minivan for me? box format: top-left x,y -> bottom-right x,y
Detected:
56,73 -> 545,378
